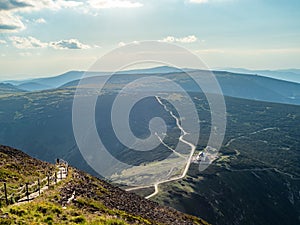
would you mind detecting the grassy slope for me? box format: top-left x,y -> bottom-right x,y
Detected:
0,145 -> 209,225
0,145 -> 55,189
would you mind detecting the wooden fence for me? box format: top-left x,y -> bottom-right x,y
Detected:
0,160 -> 68,207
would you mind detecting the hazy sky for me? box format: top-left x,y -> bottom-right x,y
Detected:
0,0 -> 299,79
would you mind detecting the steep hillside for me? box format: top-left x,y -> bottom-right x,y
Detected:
0,145 -> 55,189
0,145 -> 209,225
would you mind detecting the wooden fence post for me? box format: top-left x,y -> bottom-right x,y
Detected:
60,170 -> 62,180
4,183 -> 8,206
55,172 -> 57,184
38,178 -> 41,196
47,175 -> 50,187
26,183 -> 29,202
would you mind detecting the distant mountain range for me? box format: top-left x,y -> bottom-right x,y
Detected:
1,66 -> 300,105
216,68 -> 300,84
4,71 -> 96,91
0,83 -> 26,94
4,67 -> 300,91
61,69 -> 300,106
3,67 -> 186,91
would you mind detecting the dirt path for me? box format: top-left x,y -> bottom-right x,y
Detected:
125,96 -> 196,199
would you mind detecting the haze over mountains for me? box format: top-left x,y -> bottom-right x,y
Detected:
2,67 -> 185,91
2,66 -> 300,105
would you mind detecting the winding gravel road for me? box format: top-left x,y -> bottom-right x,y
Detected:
126,96 -> 197,199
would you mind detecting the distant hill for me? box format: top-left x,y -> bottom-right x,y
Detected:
62,70 -> 300,106
17,82 -> 52,91
0,83 -> 26,95
213,71 -> 300,105
0,145 -> 208,225
116,66 -> 190,74
29,71 -> 93,88
5,71 -> 88,91
4,67 -> 191,92
5,66 -> 300,96
5,66 -> 300,93
217,68 -> 300,84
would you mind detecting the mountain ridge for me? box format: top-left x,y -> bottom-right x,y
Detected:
59,70 -> 300,106
3,67 -> 300,106
216,67 -> 300,84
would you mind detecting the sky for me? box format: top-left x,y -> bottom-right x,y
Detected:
0,0 -> 299,79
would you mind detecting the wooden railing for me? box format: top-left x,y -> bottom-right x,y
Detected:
0,159 -> 68,207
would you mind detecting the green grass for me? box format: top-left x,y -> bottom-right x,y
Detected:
0,150 -> 55,189
0,167 -> 152,225
1,201 -> 132,225
0,167 -> 133,225
75,197 -> 152,225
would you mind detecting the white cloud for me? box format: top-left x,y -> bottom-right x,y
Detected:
35,18 -> 46,24
0,0 -> 78,33
176,35 -> 198,43
0,0 -> 32,10
0,0 -> 144,33
118,42 -> 126,47
56,0 -> 84,8
88,0 -> 143,9
0,40 -> 7,44
132,40 -> 140,45
10,36 -> 48,49
5,0 -> 84,11
0,0 -> 142,33
0,1 -> 51,32
117,41 -> 140,47
9,36 -> 91,50
0,11 -> 25,32
161,36 -> 175,43
160,35 -> 198,44
50,39 -> 91,49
